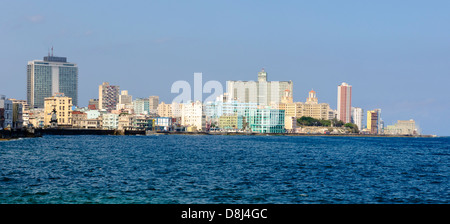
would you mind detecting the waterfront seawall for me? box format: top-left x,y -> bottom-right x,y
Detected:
0,129 -> 41,140
1,128 -> 436,139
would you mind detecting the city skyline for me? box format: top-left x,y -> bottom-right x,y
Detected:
1,1 -> 449,136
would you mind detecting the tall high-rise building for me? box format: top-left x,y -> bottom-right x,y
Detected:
133,98 -> 150,115
119,90 -> 132,105
227,69 -> 293,106
27,53 -> 78,108
149,96 -> 159,113
337,82 -> 352,123
98,82 -> 120,112
351,107 -> 364,130
367,109 -> 382,134
115,90 -> 133,111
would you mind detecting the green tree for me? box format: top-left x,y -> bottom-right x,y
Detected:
297,117 -> 333,127
297,116 -> 318,126
344,123 -> 359,133
331,118 -> 344,127
319,119 -> 331,127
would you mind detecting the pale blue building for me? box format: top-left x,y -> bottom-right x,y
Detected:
247,108 -> 285,133
205,100 -> 257,119
133,98 -> 150,115
27,55 -> 78,108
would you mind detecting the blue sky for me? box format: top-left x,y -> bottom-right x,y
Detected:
1,0 -> 449,136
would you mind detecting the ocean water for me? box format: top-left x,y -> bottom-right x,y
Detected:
0,135 -> 448,204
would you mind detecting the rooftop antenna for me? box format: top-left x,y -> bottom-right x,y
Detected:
51,46 -> 54,57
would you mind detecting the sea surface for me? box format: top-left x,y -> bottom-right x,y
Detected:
0,135 -> 448,204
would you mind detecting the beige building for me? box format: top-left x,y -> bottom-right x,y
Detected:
277,102 -> 303,117
385,119 -> 419,135
44,93 -> 73,127
119,90 -> 132,105
277,90 -> 332,130
302,90 -> 330,120
157,101 -> 172,118
118,114 -> 133,130
28,108 -> 45,128
284,116 -> 298,132
80,118 -> 103,129
72,111 -> 87,128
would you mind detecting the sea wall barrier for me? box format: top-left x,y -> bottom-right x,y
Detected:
0,128 -> 435,140
0,129 -> 41,140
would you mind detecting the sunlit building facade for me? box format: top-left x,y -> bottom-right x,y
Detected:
337,82 -> 352,123
43,93 -> 73,127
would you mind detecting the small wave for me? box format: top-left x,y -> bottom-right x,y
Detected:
0,177 -> 15,182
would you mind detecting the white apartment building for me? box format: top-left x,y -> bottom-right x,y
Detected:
351,107 -> 364,130
133,98 -> 149,115
171,102 -> 183,118
102,113 -> 119,130
181,100 -> 206,131
0,95 -> 13,129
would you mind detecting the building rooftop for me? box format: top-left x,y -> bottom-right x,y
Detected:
43,56 -> 67,63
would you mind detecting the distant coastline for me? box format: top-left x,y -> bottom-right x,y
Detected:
0,128 -> 438,141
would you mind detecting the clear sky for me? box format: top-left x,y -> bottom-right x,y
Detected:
1,0 -> 449,136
